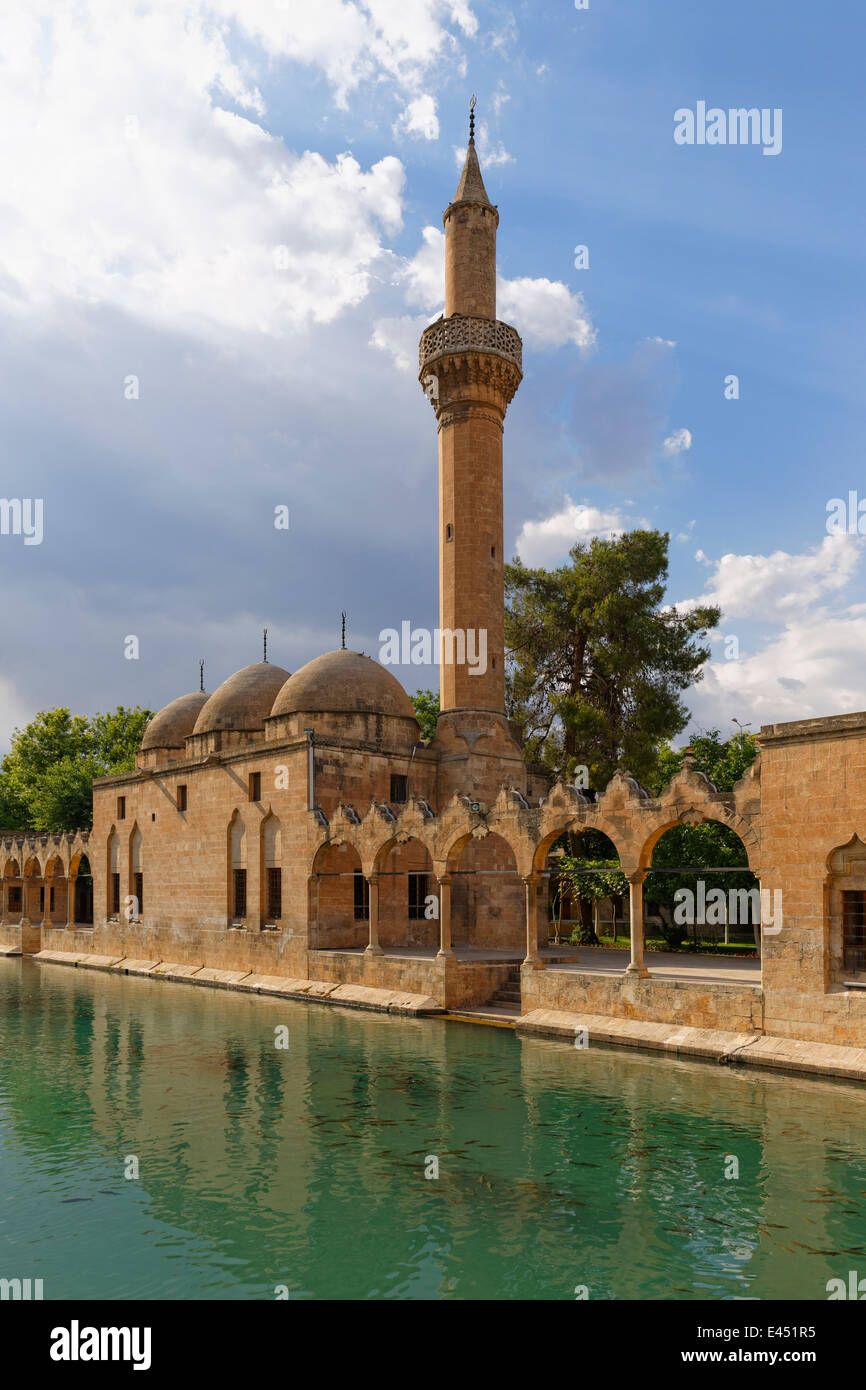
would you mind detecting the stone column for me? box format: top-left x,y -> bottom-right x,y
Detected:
437,876 -> 454,958
523,876 -> 545,970
64,874 -> 75,930
626,872 -> 651,977
365,874 -> 383,956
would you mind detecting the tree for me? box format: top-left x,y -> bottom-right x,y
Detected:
0,705 -> 153,833
25,754 -> 105,833
89,706 -> 153,773
642,729 -> 760,945
505,530 -> 720,787
555,855 -> 629,945
411,689 -> 440,743
646,728 -> 758,797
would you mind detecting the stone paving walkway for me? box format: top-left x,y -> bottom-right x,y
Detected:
317,942 -> 761,985
547,946 -> 761,985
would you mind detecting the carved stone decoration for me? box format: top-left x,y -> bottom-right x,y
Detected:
419,313 -> 523,374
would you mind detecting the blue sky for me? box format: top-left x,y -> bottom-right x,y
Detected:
0,0 -> 864,750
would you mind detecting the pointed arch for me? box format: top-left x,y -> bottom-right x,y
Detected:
261,812 -> 282,926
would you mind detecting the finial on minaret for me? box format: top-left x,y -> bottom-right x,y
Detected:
263,627 -> 268,663
199,659 -> 205,693
341,611 -> 347,650
451,96 -> 491,208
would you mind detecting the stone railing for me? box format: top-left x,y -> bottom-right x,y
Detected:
418,314 -> 522,375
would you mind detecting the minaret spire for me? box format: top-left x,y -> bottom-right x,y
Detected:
451,97 -> 493,211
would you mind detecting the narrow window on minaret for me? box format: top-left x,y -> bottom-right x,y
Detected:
446,524 -> 454,542
490,546 -> 495,559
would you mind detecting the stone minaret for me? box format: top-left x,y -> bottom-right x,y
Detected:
419,103 -> 523,727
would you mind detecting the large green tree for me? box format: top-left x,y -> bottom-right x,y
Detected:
505,530 -> 720,787
0,705 -> 153,833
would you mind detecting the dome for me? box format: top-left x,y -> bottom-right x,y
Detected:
141,691 -> 210,751
271,650 -> 416,721
193,662 -> 292,735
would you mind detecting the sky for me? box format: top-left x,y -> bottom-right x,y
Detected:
1,0 -> 865,752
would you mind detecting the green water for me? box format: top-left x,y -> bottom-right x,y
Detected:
1,957 -> 865,1300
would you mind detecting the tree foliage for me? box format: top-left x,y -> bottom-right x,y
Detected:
549,732 -> 760,947
0,705 -> 153,833
642,729 -> 759,918
411,688 -> 440,743
505,530 -> 720,787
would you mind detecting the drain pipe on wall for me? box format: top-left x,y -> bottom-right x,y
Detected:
304,728 -> 315,810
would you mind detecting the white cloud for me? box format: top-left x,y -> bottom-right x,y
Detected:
398,226 -> 446,310
211,0 -> 478,107
498,277 -> 595,350
677,534 -> 862,622
676,520 -> 696,542
663,427 -> 692,455
515,500 -> 641,567
491,85 -> 510,119
689,604 -> 866,732
394,93 -> 439,140
370,313 -> 431,371
0,3 -> 410,342
674,534 -> 866,734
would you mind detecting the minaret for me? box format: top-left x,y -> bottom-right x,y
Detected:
419,100 -> 522,720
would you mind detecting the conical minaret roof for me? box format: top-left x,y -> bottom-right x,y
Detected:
452,137 -> 491,205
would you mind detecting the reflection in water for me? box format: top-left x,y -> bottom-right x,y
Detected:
1,956 -> 865,1300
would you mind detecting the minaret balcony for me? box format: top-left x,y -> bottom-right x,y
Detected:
418,313 -> 523,377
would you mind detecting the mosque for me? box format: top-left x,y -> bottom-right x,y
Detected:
1,113 -> 865,1072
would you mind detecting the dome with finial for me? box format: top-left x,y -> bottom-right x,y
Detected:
140,691 -> 210,752
270,650 -> 416,722
193,661 -> 291,736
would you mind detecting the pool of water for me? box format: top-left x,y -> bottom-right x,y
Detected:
1,956 -> 864,1300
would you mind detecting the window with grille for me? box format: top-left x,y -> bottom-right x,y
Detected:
234,868 -> 247,919
842,890 -> 866,975
408,872 -> 428,920
353,870 -> 369,921
267,868 -> 282,921
8,887 -> 21,913
111,874 -> 120,916
39,887 -> 45,913
134,872 -> 143,916
49,886 -> 55,912
390,774 -> 408,804
249,772 -> 261,802
117,796 -> 126,820
177,784 -> 187,812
